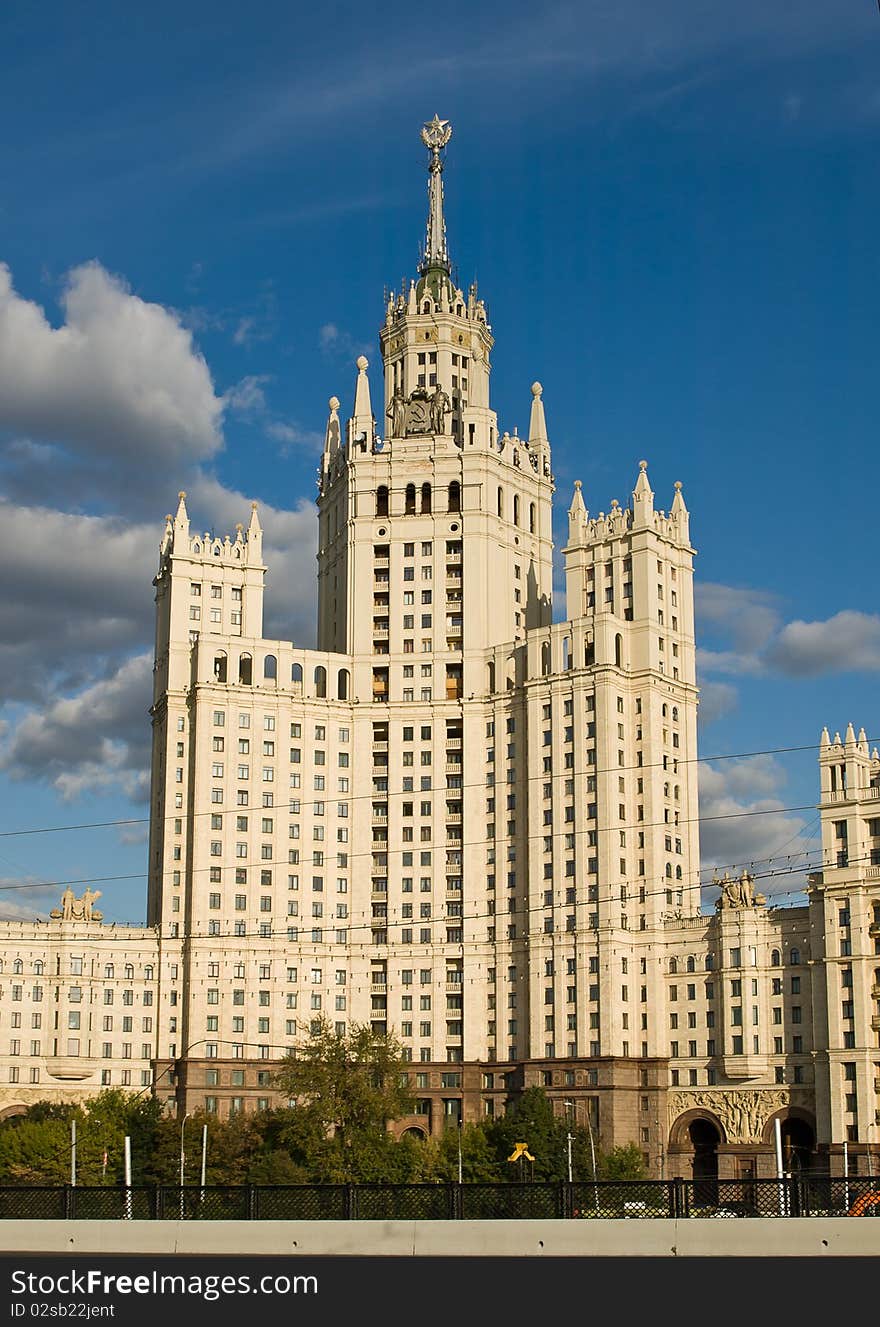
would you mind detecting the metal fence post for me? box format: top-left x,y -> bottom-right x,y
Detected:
63,1185 -> 73,1221
247,1186 -> 257,1221
344,1184 -> 357,1220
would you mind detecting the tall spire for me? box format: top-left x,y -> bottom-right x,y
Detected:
419,115 -> 452,276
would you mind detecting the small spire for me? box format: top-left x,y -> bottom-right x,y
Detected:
858,726 -> 868,753
528,382 -> 548,445
351,356 -> 373,444
820,726 -> 831,748
568,479 -> 587,520
632,460 -> 654,529
671,480 -> 688,516
323,395 -> 341,458
845,722 -> 856,746
174,490 -> 189,536
248,501 -> 262,539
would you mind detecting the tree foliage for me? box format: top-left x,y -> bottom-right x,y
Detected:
0,1084 -> 647,1188
272,1019 -> 415,1180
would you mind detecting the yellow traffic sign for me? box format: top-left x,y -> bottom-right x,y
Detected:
507,1142 -> 535,1162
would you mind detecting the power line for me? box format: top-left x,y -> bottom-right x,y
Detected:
0,733 -> 874,843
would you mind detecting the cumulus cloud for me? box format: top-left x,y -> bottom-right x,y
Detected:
697,681 -> 738,726
0,653 -> 153,801
0,261 -> 223,469
223,374 -> 270,414
0,879 -> 56,922
0,501 -> 156,703
768,611 -> 880,677
698,755 -> 816,905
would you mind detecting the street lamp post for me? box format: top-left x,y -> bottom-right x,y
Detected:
563,1101 -> 574,1184
179,1111 -> 191,1219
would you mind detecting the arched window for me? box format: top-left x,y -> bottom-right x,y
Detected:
672,707 -> 679,722
263,654 -> 277,681
337,669 -> 350,700
771,949 -> 781,967
314,666 -> 327,698
239,653 -> 252,685
144,966 -> 154,981
529,502 -> 536,534
662,704 -> 668,718
497,487 -> 503,518
615,634 -> 623,668
486,661 -> 495,692
104,964 -> 114,979
705,954 -> 714,971
291,662 -> 303,684
448,481 -> 460,513
585,638 -> 595,666
675,865 -> 683,880
213,651 -> 227,683
665,863 -> 673,878
13,959 -> 23,974
422,300 -> 431,313
790,947 -> 801,966
405,483 -> 416,515
563,637 -> 571,669
686,955 -> 695,973
669,958 -> 678,974
421,482 -> 432,514
456,303 -> 463,316
513,494 -> 520,526
376,485 -> 389,517
124,964 -> 134,980
541,642 -> 551,676
33,961 -> 43,975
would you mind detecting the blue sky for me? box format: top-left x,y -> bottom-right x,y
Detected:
0,0 -> 877,922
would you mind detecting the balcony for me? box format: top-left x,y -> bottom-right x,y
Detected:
372,626 -> 389,638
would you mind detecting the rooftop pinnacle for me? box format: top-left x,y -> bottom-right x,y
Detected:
419,115 -> 452,276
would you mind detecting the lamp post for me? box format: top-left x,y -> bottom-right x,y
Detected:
563,1100 -> 574,1184
179,1111 -> 191,1219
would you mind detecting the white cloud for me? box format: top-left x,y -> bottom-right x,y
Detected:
768,611 -> 880,677
698,755 -> 816,905
0,261 -> 223,469
223,374 -> 271,414
697,681 -> 738,726
0,879 -> 55,922
0,653 -> 153,801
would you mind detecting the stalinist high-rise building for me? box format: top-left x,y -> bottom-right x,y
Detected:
0,121 -> 876,1185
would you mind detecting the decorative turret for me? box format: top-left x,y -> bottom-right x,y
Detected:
349,356 -> 374,451
632,460 -> 654,529
568,480 -> 587,540
670,479 -> 690,542
529,382 -> 548,445
174,490 -> 189,538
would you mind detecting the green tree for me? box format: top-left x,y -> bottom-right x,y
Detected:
427,1120 -> 503,1184
597,1142 -> 647,1180
273,1019 -> 414,1180
484,1087 -> 570,1182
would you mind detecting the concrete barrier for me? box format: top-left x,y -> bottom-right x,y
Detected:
2,1218 -> 878,1257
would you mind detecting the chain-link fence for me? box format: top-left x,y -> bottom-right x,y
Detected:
0,1176 -> 877,1219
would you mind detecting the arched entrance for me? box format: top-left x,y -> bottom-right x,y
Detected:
689,1118 -> 721,1206
779,1116 -> 816,1174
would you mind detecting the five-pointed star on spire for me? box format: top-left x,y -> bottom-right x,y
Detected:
421,114 -> 452,150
